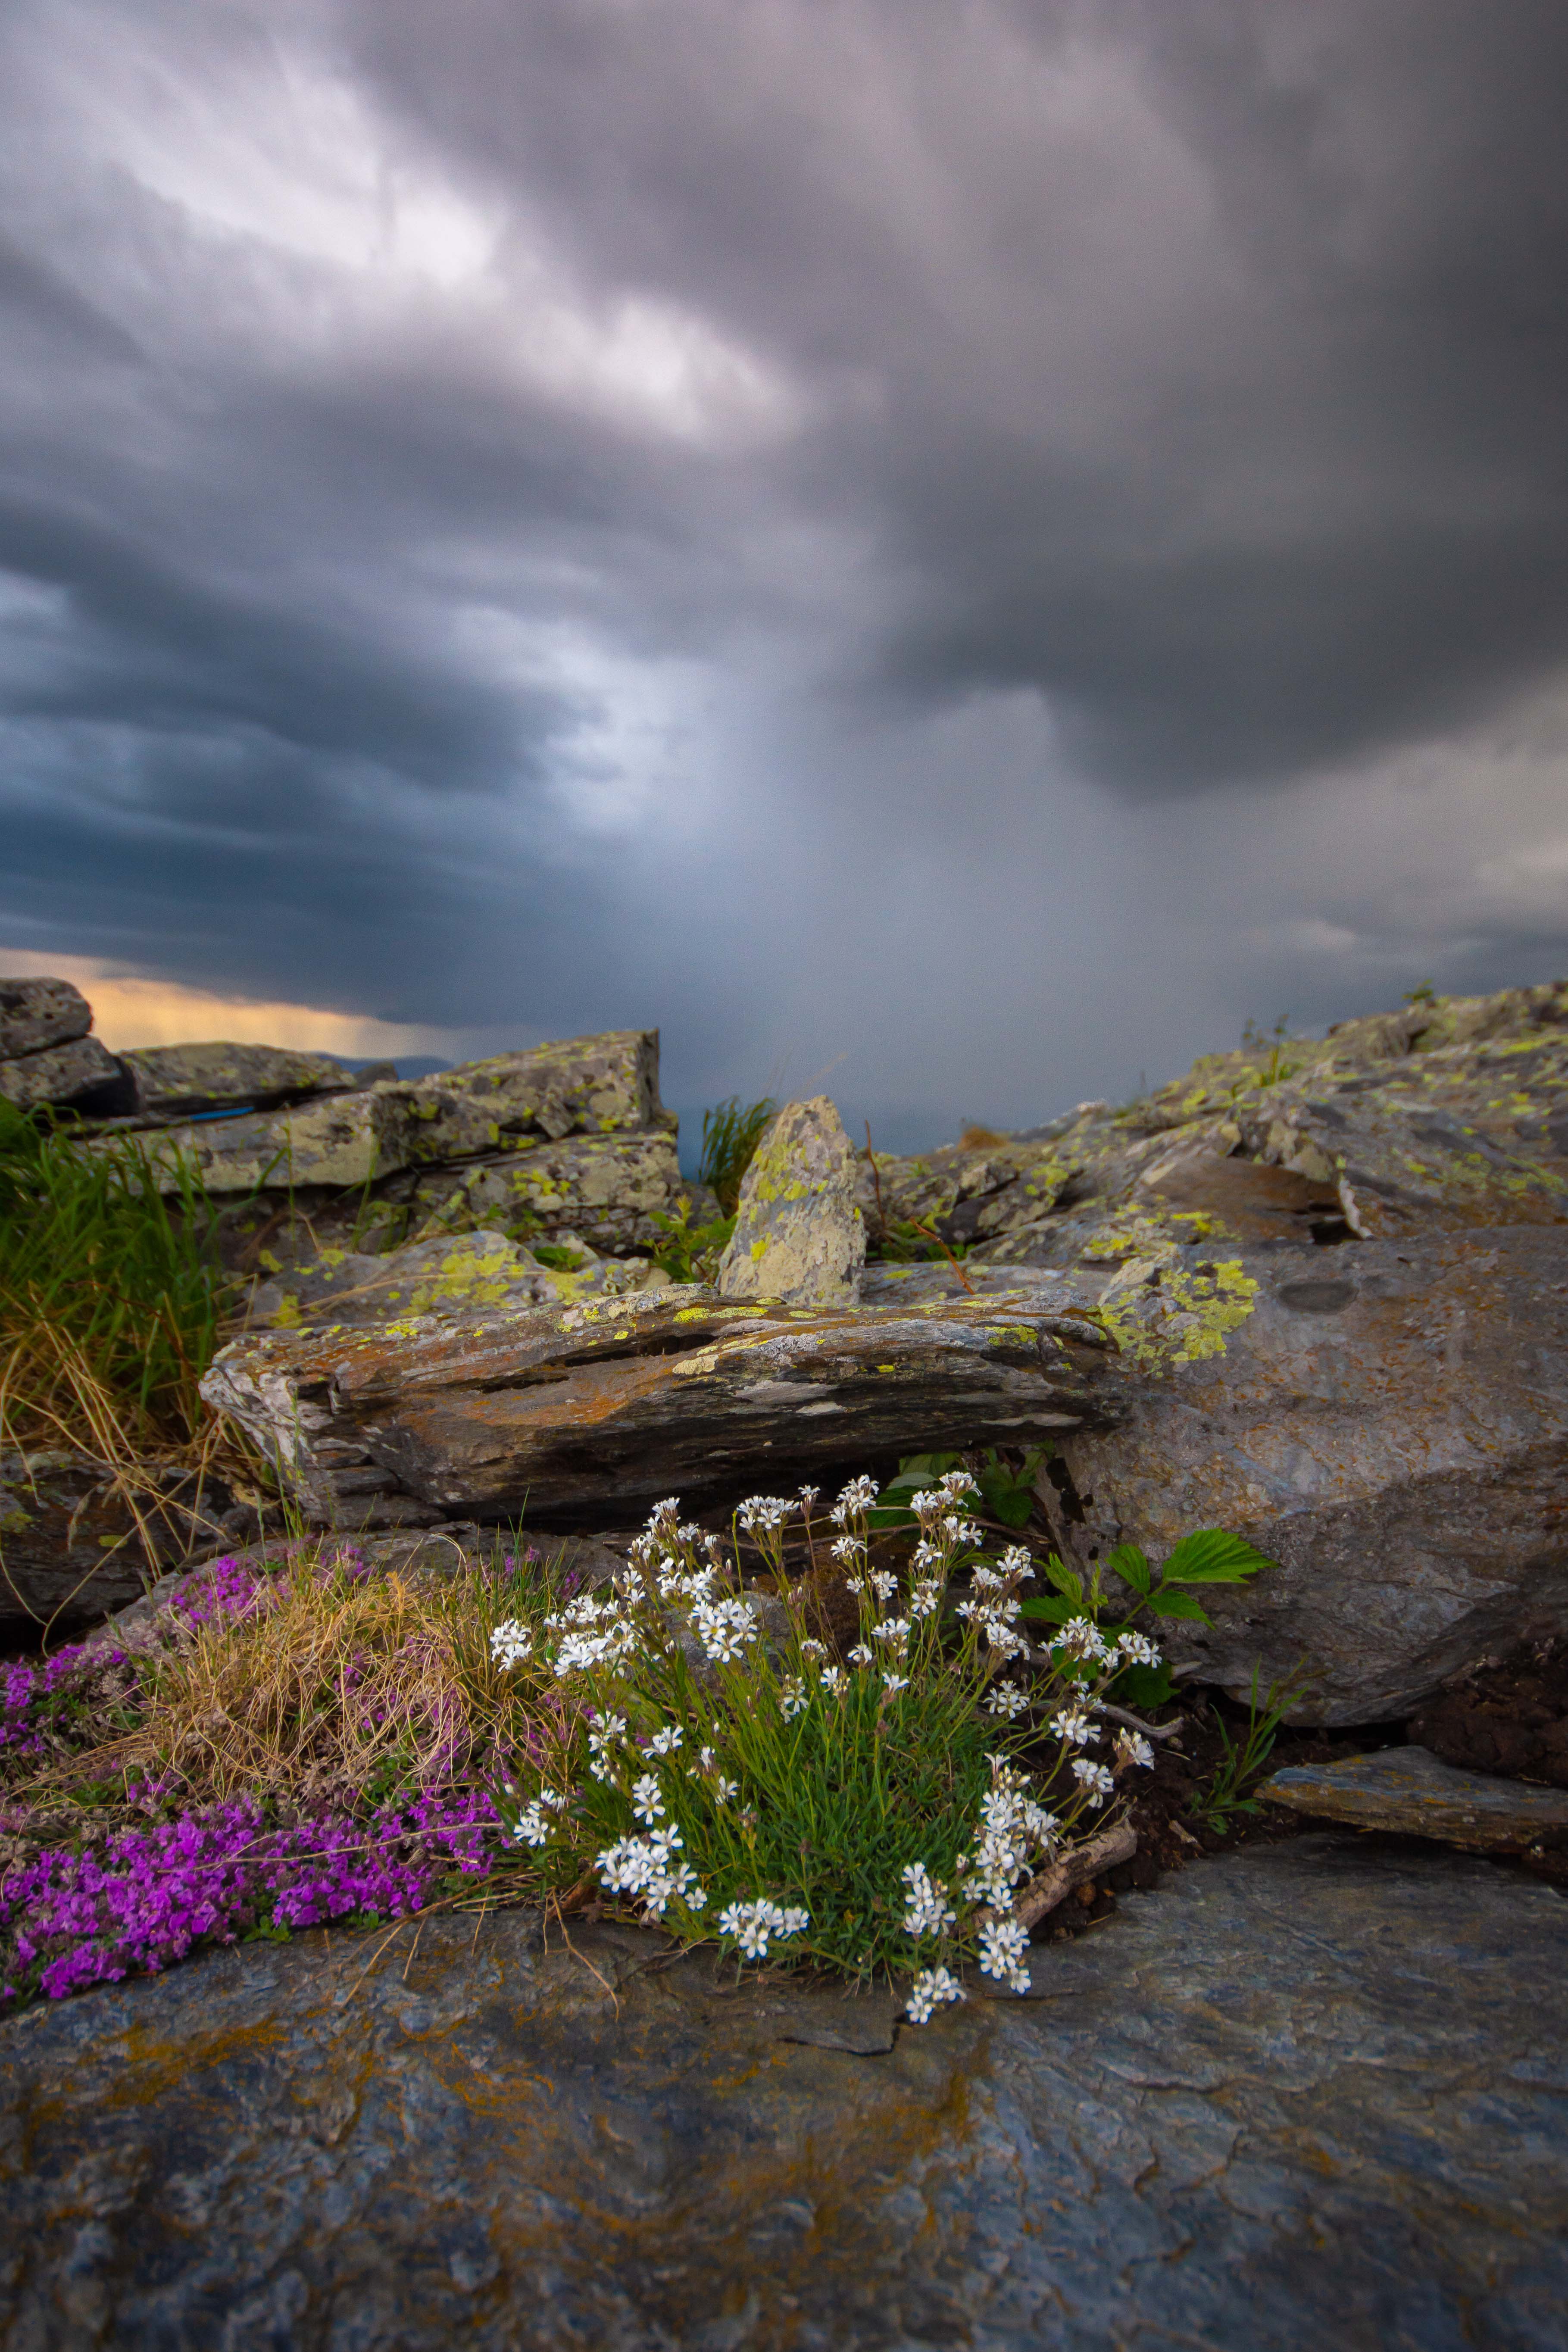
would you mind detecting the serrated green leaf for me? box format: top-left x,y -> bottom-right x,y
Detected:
1103,1542 -> 1152,1596
1159,1529 -> 1274,1585
1147,1590 -> 1213,1622
1018,1595 -> 1073,1625
1043,1554 -> 1084,1603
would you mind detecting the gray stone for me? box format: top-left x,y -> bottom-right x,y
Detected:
718,1095 -> 865,1305
408,1130 -> 685,1253
200,1286 -> 1114,1525
131,1086 -> 415,1193
0,976 -> 91,1059
3,1840 -> 1565,2346
0,1032 -> 127,1113
399,1028 -> 668,1163
1049,1226 -> 1568,1724
1259,1743 -> 1568,1853
119,1040 -> 355,1118
246,1231 -> 666,1332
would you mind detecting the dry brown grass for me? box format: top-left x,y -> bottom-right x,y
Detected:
46,1543 -> 574,1812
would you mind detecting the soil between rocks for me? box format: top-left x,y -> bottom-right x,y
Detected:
1408,1636 -> 1568,1788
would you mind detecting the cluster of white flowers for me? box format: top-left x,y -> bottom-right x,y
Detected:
489,1618 -> 534,1669
737,1494 -> 795,1535
546,1590 -> 643,1678
1056,1615 -> 1110,1666
1113,1629 -> 1162,1668
1051,1705 -> 1096,1747
587,1713 -> 628,1780
631,1771 -> 666,1823
690,1594 -> 762,1665
509,1786 -> 570,1847
870,1616 -> 911,1651
1071,1757 -> 1116,1802
983,1679 -> 1029,1718
978,1915 -> 1031,1994
905,1965 -> 965,2024
716,1897 -> 810,1958
779,1674 -> 808,1721
597,1825 -> 705,1919
900,1860 -> 957,1937
830,1475 -> 879,1525
831,1534 -> 865,1566
958,1761 -> 1060,1905
1114,1729 -> 1156,1773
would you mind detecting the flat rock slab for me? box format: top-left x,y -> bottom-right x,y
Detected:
3,1840 -> 1565,2348
1261,1742 -> 1568,1852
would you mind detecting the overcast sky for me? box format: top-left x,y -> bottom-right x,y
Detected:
1,0 -> 1565,1149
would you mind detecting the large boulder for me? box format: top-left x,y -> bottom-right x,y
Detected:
200,1284 -> 1114,1526
0,1034 -> 130,1116
1047,1227 -> 1568,1724
406,1131 -> 685,1254
717,1096 -> 865,1305
246,1231 -> 667,1332
119,1041 -> 357,1119
0,977 -> 91,1059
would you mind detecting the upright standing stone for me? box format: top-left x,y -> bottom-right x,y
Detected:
716,1096 -> 865,1305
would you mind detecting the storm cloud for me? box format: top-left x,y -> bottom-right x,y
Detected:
1,0 -> 1565,1145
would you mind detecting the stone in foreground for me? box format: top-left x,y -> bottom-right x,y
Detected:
1259,1743 -> 1568,1853
3,1841 -> 1563,2347
1049,1225 -> 1568,1723
718,1094 -> 866,1305
201,1284 -> 1112,1523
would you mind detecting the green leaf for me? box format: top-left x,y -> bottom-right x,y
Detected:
1103,1542 -> 1152,1597
1159,1529 -> 1274,1586
1110,1660 -> 1178,1710
1043,1554 -> 1084,1603
1018,1594 -> 1073,1626
895,1452 -> 965,1481
1146,1590 -> 1213,1622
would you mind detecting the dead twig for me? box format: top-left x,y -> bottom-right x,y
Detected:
996,1820 -> 1138,1933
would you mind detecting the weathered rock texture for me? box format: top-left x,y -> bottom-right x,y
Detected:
1260,1743 -> 1568,1854
201,1285 -> 1113,1525
0,977 -> 91,1059
860,978 -> 1567,1272
718,1095 -> 865,1305
1048,1227 -> 1568,1724
3,1840 -> 1564,2348
247,1231 -> 668,1332
112,1029 -> 688,1266
0,1032 -> 128,1115
118,1040 -> 356,1119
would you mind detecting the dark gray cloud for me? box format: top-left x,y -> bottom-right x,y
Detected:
0,0 -> 1564,1144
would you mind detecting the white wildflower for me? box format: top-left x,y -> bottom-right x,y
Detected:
737,1494 -> 794,1534
648,1724 -> 683,1757
1057,1615 -> 1109,1665
869,1569 -> 899,1602
780,1676 -> 808,1721
820,1666 -> 847,1696
1051,1707 -> 1095,1748
631,1773 -> 666,1824
978,1915 -> 1032,1994
489,1619 -> 533,1670
870,1617 -> 911,1648
900,1861 -> 957,1938
831,1535 -> 866,1565
983,1679 -> 1029,1718
847,1643 -> 873,1668
997,1545 -> 1036,1581
1071,1758 -> 1116,1802
800,1639 -> 828,1660
1114,1730 -> 1156,1773
1113,1630 -> 1163,1667
904,1965 -> 966,2025
881,1672 -> 909,1695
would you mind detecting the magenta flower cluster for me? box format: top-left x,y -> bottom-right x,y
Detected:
1,1639 -> 128,1762
1,1785 -> 503,2005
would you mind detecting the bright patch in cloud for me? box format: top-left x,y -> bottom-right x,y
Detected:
0,950 -> 460,1060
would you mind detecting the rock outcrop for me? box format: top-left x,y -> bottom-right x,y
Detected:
3,1840 -> 1564,2346
860,978 -> 1568,1272
1046,1226 -> 1568,1723
201,1285 -> 1114,1526
717,1095 -> 865,1305
0,977 -> 131,1116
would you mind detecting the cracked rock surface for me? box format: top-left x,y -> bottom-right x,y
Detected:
3,1838 -> 1564,2348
